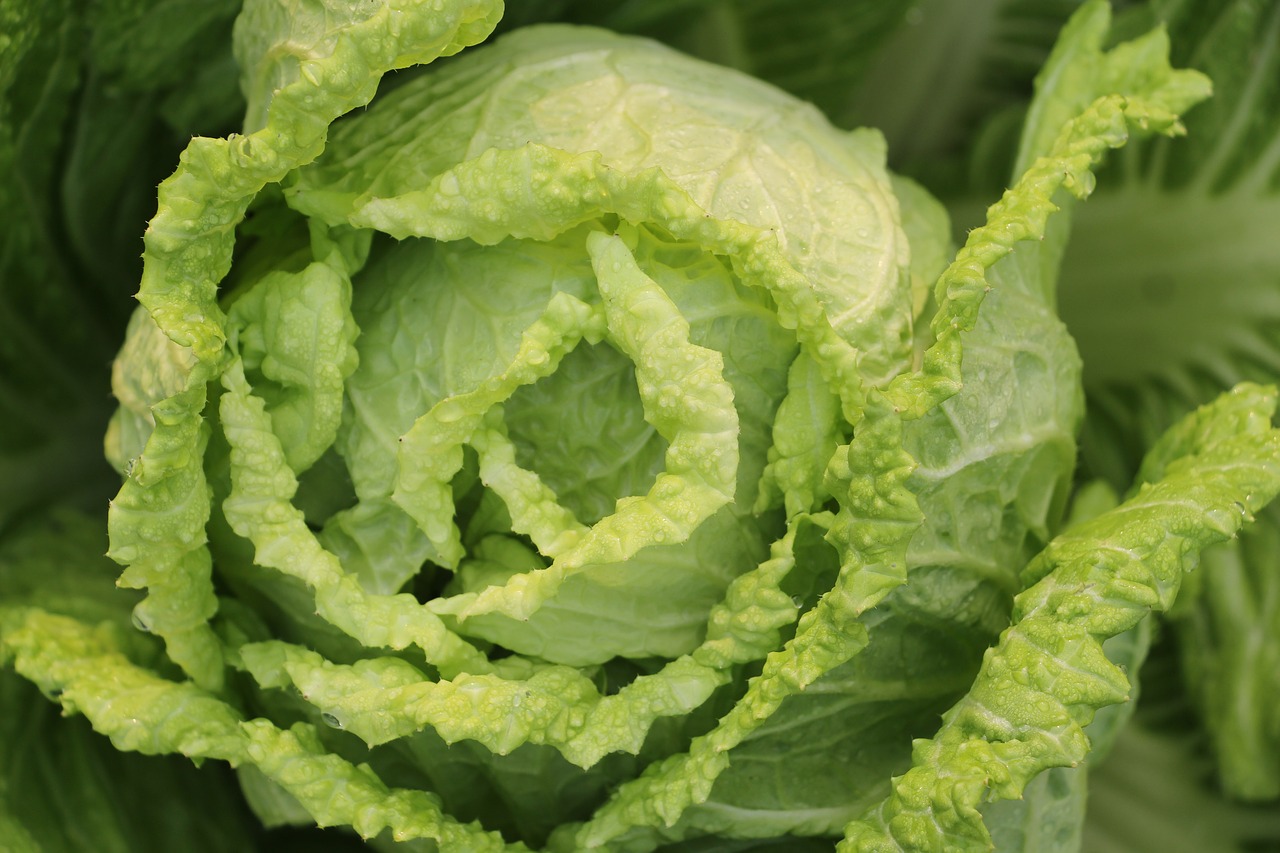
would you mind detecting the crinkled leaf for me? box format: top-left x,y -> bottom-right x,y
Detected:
0,609 -> 522,852
841,384 -> 1280,852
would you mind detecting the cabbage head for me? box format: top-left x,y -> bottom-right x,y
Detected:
4,2 -> 1280,852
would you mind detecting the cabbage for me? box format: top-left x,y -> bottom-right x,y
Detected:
3,1 -> 1280,851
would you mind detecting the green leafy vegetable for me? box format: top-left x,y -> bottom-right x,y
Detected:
3,1 -> 1279,851
1055,0 -> 1280,807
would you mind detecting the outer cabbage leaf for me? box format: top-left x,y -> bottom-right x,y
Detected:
0,510 -> 264,853
842,382 -> 1280,851
0,609 -> 523,852
607,2 -> 1204,843
105,0 -> 503,690
1057,0 -> 1280,801
1064,0 -> 1280,479
0,669 -> 263,853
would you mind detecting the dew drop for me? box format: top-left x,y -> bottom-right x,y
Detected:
321,711 -> 344,729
